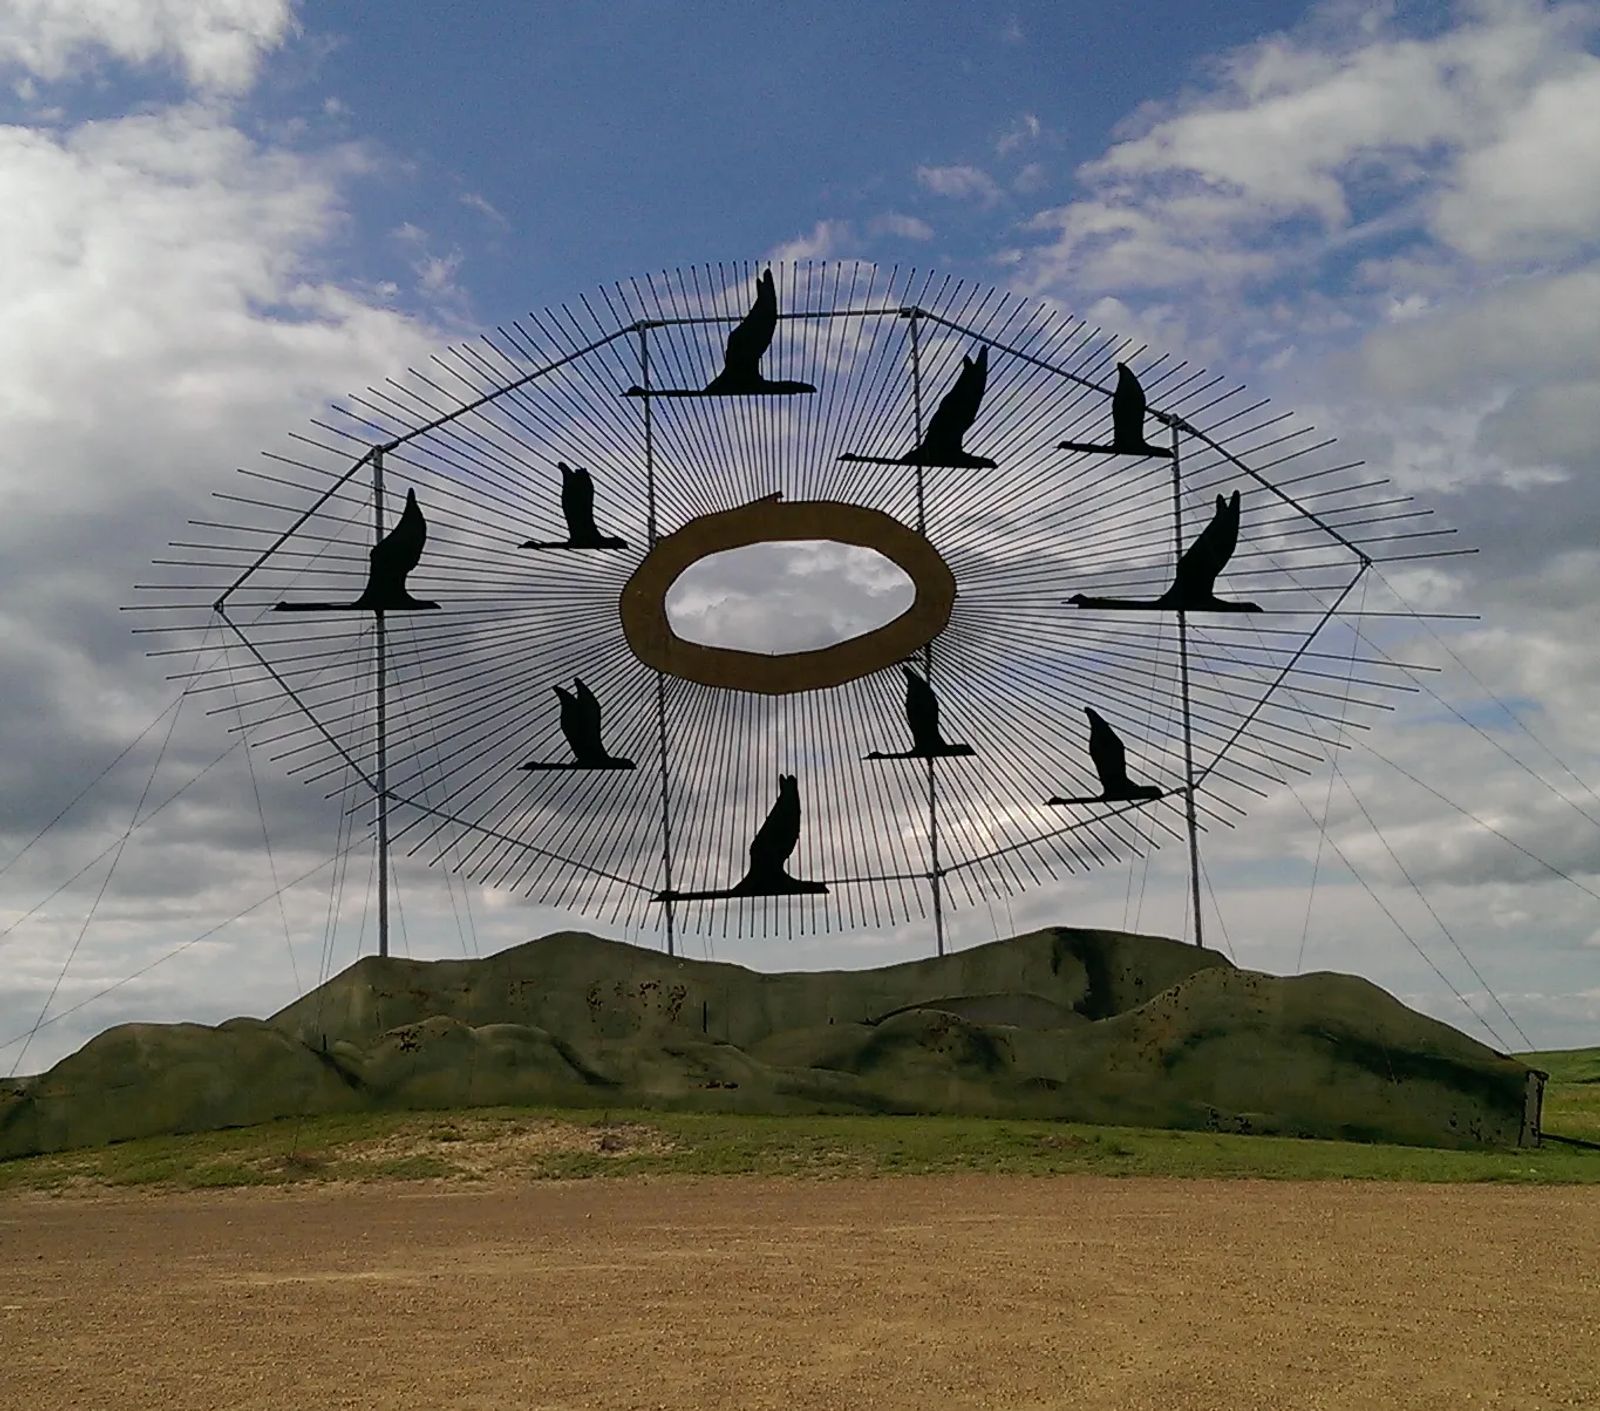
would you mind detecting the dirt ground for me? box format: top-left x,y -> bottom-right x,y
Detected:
2,1176 -> 1597,1411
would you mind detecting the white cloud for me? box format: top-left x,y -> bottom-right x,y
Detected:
387,220 -> 472,314
459,189 -> 509,229
1019,198 -> 1276,293
0,106 -> 422,455
1012,161 -> 1047,193
867,211 -> 934,242
417,250 -> 463,297
1433,61 -> 1600,260
1015,0 -> 1600,302
667,542 -> 914,653
0,0 -> 298,94
1352,266 -> 1600,475
916,163 -> 1002,205
996,113 -> 1042,156
0,93 -> 456,1073
767,217 -> 854,262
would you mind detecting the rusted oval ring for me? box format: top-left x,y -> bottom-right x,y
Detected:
619,498 -> 955,694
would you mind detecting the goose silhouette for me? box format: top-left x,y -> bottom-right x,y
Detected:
657,774 -> 828,900
1068,490 -> 1262,612
520,463 -> 627,550
625,269 -> 815,396
864,665 -> 975,759
522,678 -> 634,771
275,488 -> 439,612
840,346 -> 996,469
1057,363 -> 1175,460
707,270 -> 816,394
1048,707 -> 1164,805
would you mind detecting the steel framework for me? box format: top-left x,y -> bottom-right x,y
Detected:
131,262 -> 1471,957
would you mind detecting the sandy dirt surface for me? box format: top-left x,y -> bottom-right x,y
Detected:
2,1175 -> 1597,1410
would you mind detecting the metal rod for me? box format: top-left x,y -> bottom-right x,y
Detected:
640,326 -> 676,958
373,447 -> 390,960
633,306 -> 903,328
1192,567 -> 1368,791
382,325 -> 634,449
214,448 -> 372,608
906,311 -> 945,957
1174,424 -> 1204,949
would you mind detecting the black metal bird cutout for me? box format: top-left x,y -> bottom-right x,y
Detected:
864,665 -> 975,760
656,773 -> 828,901
839,345 -> 997,469
1048,707 -> 1164,806
522,678 -> 635,771
275,487 -> 439,613
1067,490 -> 1262,612
520,463 -> 628,550
1057,363 -> 1176,460
624,269 -> 816,397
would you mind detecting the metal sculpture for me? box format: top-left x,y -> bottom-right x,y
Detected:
660,774 -> 828,900
840,345 -> 996,469
523,680 -> 635,771
626,269 -> 815,397
1068,491 -> 1262,612
274,488 -> 440,612
1057,363 -> 1174,459
865,666 -> 974,760
619,496 -> 955,693
1048,707 -> 1164,806
521,463 -> 628,550
135,261 -> 1470,959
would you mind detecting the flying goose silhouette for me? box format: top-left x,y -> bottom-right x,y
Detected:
522,678 -> 635,771
864,665 -> 975,759
657,774 -> 828,900
707,270 -> 816,394
275,487 -> 439,612
1067,490 -> 1262,612
839,346 -> 997,469
520,463 -> 627,549
1047,707 -> 1164,805
1057,363 -> 1176,459
625,270 -> 815,396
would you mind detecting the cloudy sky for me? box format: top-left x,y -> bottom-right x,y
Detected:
2,0 -> 1598,1075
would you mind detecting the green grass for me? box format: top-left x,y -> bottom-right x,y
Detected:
2,1095 -> 1597,1195
1529,1049 -> 1600,1145
1520,1046 -> 1600,1085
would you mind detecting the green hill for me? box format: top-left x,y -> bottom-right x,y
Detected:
1518,1047 -> 1600,1085
0,927 -> 1545,1159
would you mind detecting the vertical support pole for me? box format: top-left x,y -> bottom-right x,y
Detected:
1172,423 -> 1204,949
373,446 -> 390,960
640,325 -> 676,958
908,311 -> 945,957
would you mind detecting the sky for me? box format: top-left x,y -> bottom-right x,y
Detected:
2,0 -> 1598,1075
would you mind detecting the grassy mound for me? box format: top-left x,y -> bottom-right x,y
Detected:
0,927 -> 1547,1159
